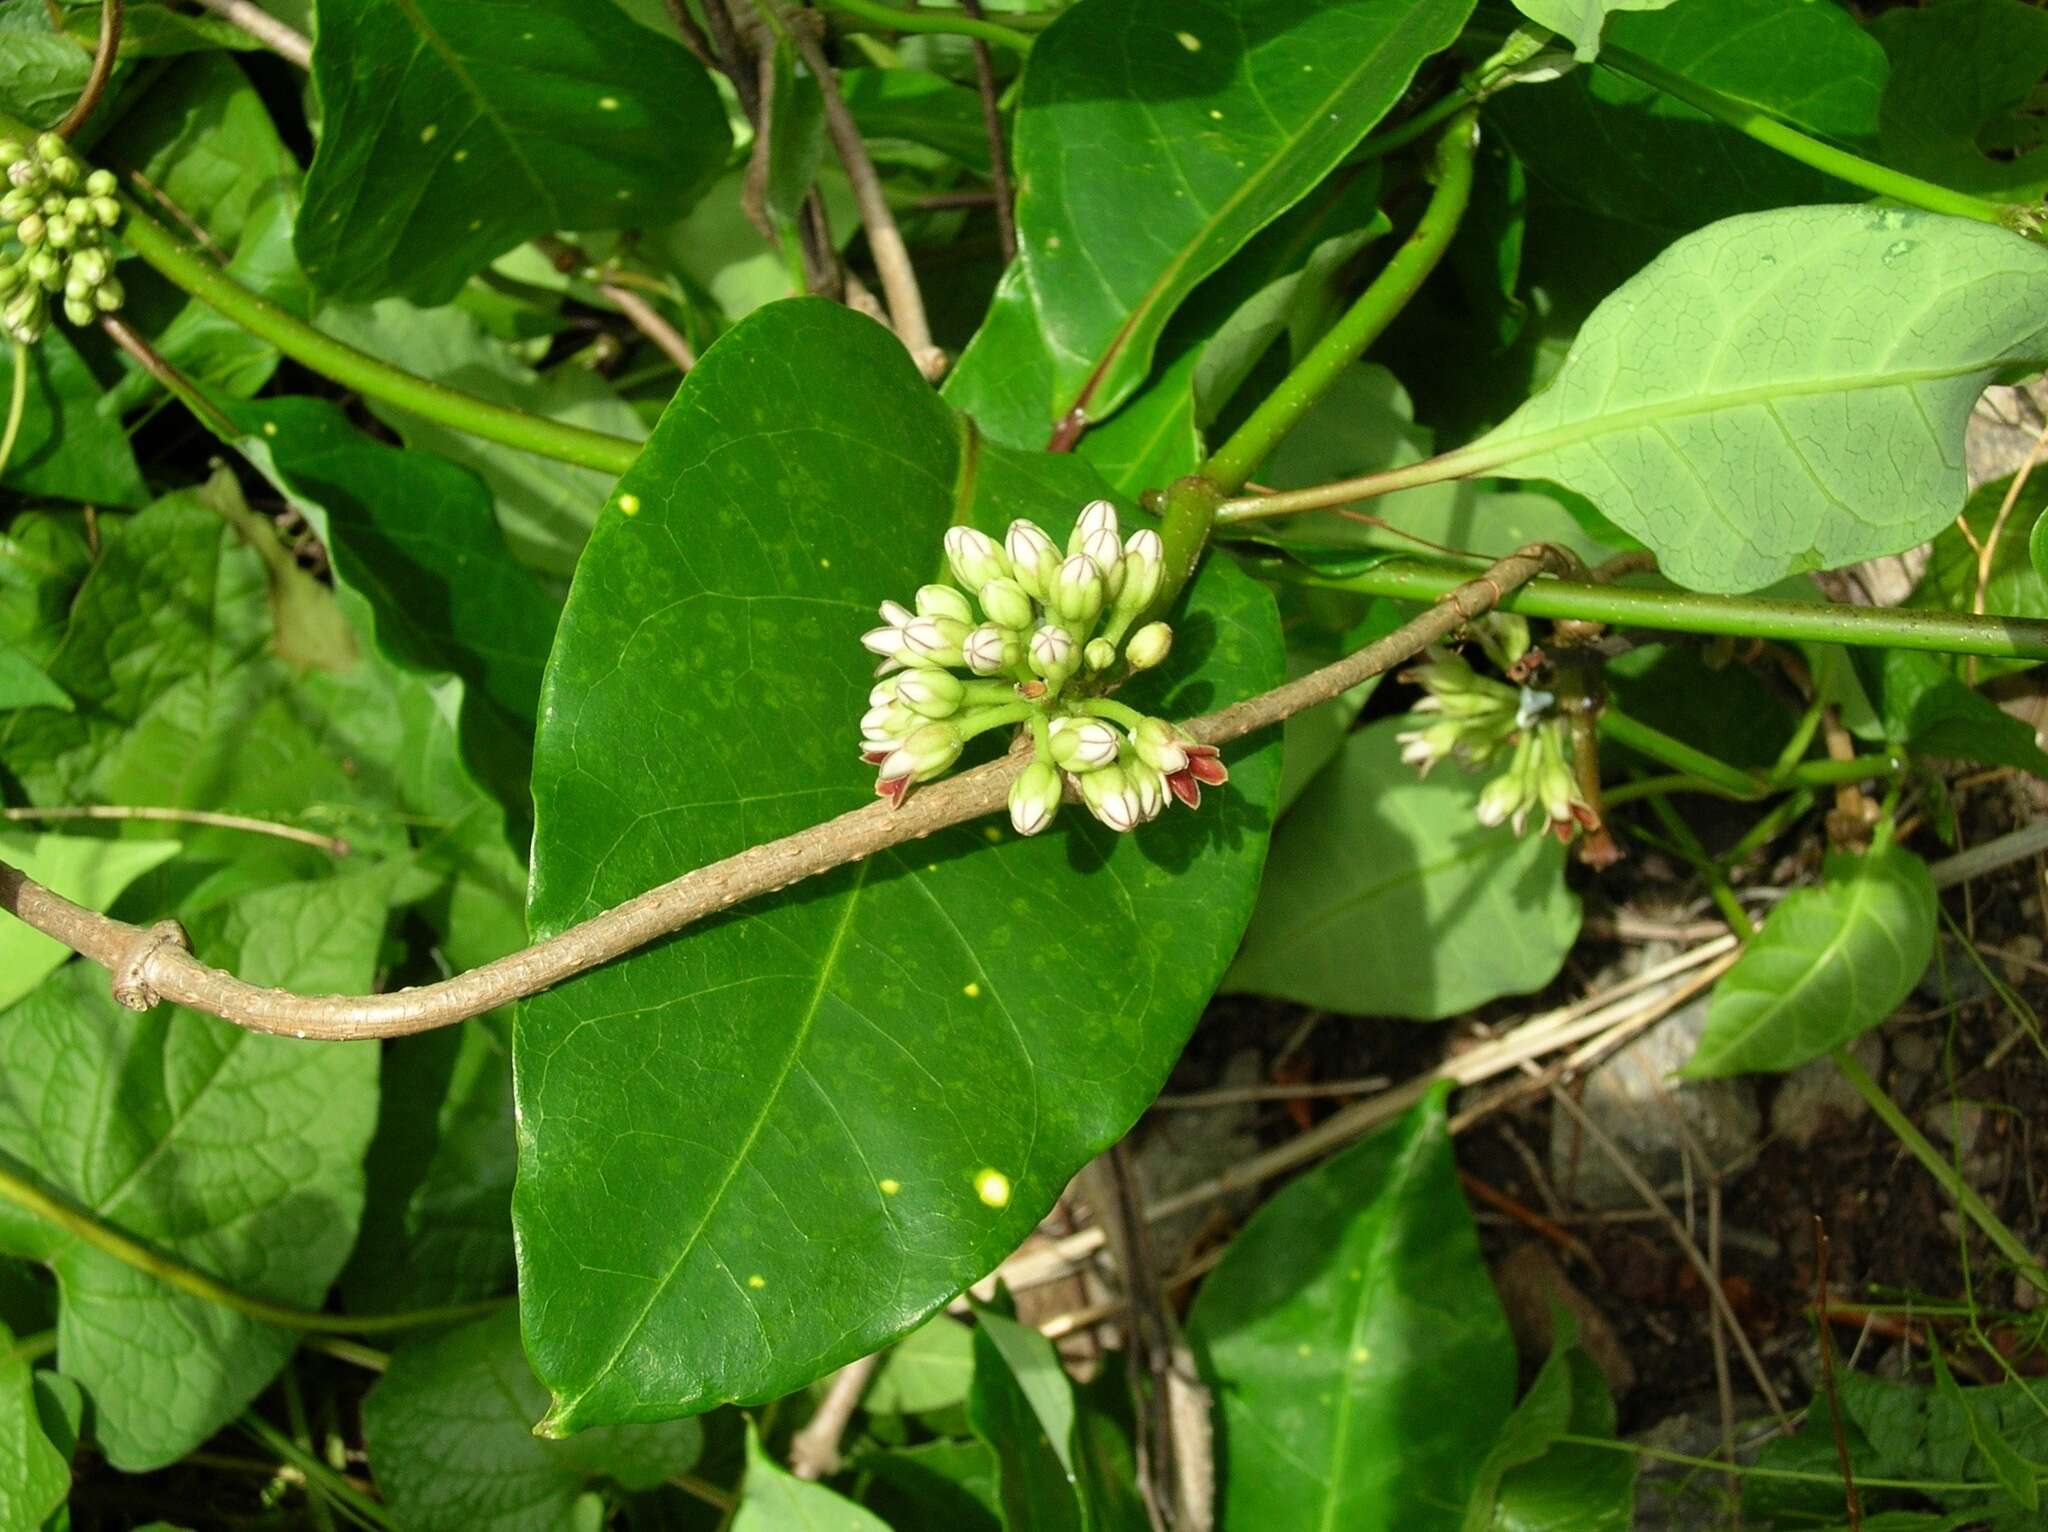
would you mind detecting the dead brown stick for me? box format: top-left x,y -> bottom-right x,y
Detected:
186,0 -> 310,67
0,547 -> 1568,1040
786,1353 -> 879,1480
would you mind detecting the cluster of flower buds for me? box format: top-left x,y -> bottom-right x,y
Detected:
1397,644 -> 1595,842
859,500 -> 1227,835
0,135 -> 125,345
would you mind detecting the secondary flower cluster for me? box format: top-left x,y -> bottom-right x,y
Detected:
0,134 -> 125,345
1397,645 -> 1596,842
860,500 -> 1226,835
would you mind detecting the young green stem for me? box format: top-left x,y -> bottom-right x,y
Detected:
1260,554 -> 2048,661
0,340 -> 27,484
1832,1045 -> 2048,1298
0,1160 -> 504,1334
818,0 -> 1035,50
1600,709 -> 1773,799
1642,794 -> 1756,938
1075,697 -> 1149,732
1597,45 -> 2016,229
1602,755 -> 1894,809
1202,110 -> 1479,493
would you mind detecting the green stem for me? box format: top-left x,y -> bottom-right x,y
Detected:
1600,709 -> 1773,799
0,1160 -> 504,1335
816,0 -> 1036,50
3,1330 -> 55,1366
1598,45 -> 2015,228
1602,756 -> 1892,808
1832,1045 -> 2048,1298
1075,696 -> 1148,731
955,700 -> 1036,739
1642,795 -> 1757,939
240,1413 -> 394,1532
0,106 -> 644,477
1203,110 -> 1479,492
1556,1433 -> 2038,1495
0,339 -> 26,483
1258,554 -> 2048,661
1351,87 -> 1477,163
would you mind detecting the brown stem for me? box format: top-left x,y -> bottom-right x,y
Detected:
957,0 -> 1016,262
786,1354 -> 879,1480
768,0 -> 943,377
57,0 -> 124,139
535,236 -> 697,373
0,546 -> 1570,1041
657,0 -> 721,74
187,0 -> 310,68
3,804 -> 349,856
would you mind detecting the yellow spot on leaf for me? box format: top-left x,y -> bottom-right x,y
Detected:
879,1178 -> 901,1196
963,982 -> 981,999
819,557 -> 830,569
974,1168 -> 1011,1208
747,1274 -> 766,1290
1351,1346 -> 1370,1363
599,97 -> 620,111
454,149 -> 470,163
982,826 -> 1002,843
1296,1343 -> 1312,1358
1176,30 -> 1201,50
261,421 -> 278,437
420,124 -> 439,143
618,493 -> 641,516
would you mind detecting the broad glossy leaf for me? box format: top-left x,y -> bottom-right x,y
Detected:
298,0 -> 729,304
1509,0 -> 1673,60
0,876 -> 386,1470
866,1316 -> 976,1415
1913,470 -> 2048,681
58,3 -> 262,56
1009,0 -> 1475,429
1861,648 -> 2048,776
1469,207 -> 2048,593
1228,719 -> 1580,1018
0,831 -> 181,1014
0,6 -> 95,126
855,1439 -> 1002,1532
0,643 -> 68,713
1687,846 -> 1936,1077
1870,0 -> 2048,203
516,299 -> 1281,1431
1188,1087 -> 1514,1530
968,1308 -> 1146,1532
0,1320 -> 67,1531
318,299 -> 648,578
1492,0 -> 1885,228
1461,1324 -> 1633,1532
364,1308 -> 705,1532
0,331 -> 147,508
734,1420 -> 888,1532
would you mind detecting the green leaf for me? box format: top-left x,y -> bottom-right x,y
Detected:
1508,0 -> 1674,61
1929,1347 -> 2039,1514
0,874 -> 388,1470
225,395 -> 558,819
1490,0 -> 1888,230
1870,0 -> 2048,204
1862,647 -> 2048,776
363,1308 -> 705,1532
297,0 -> 729,304
0,330 -> 147,509
756,39 -> 827,232
0,6 -> 94,127
1461,1322 -> 1633,1532
1187,1086 -> 1515,1530
967,1308 -> 1145,1532
0,831 -> 181,1015
0,643 -> 67,714
0,1320 -> 67,1532
515,298 -> 1281,1432
317,299 -> 649,578
1228,718 -> 1581,1019
733,1419 -> 889,1532
59,2 -> 265,56
1009,0 -> 1475,428
1686,846 -> 1937,1077
843,69 -> 993,175
1911,469 -> 2048,681
1469,206 -> 2048,593
855,1439 -> 1002,1532
866,1317 -> 976,1415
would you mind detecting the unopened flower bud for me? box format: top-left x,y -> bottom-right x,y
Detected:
1049,554 -> 1105,627
1027,622 -> 1078,684
26,250 -> 60,290
915,583 -> 974,625
42,216 -> 73,250
1084,637 -> 1116,672
67,247 -> 107,287
15,213 -> 44,247
963,623 -> 1017,676
0,189 -> 33,222
977,577 -> 1034,631
89,196 -> 120,229
4,285 -> 46,343
1127,758 -> 1167,822
1081,528 -> 1125,601
944,525 -> 1009,590
64,197 -> 90,227
64,271 -> 91,302
862,701 -> 918,741
34,134 -> 68,166
1070,499 -> 1119,555
1124,621 -> 1172,671
0,262 -> 17,298
879,720 -> 963,787
1112,528 -> 1164,619
1080,762 -> 1142,832
1048,717 -> 1118,772
896,668 -> 965,718
861,623 -> 912,660
1009,760 -> 1062,837
62,295 -> 94,328
84,168 -> 116,198
901,615 -> 969,668
0,141 -> 23,169
92,275 -> 122,313
1132,716 -> 1188,775
7,160 -> 45,193
1004,519 -> 1061,599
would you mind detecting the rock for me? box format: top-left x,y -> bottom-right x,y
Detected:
1923,1099 -> 1986,1153
1492,1241 -> 1636,1397
1914,935 -> 1994,1008
1999,933 -> 2042,987
1770,1034 -> 1881,1150
1549,990 -> 1762,1211
1889,1027 -> 1941,1075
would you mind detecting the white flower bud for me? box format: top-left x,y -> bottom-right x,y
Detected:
861,623 -> 911,659
901,616 -> 969,668
878,598 -> 916,629
1070,499 -> 1119,554
15,213 -> 44,248
879,721 -> 963,785
915,583 -> 974,624
963,623 -> 1017,676
1124,621 -> 1172,671
944,526 -> 1010,591
1080,526 -> 1125,598
1009,761 -> 1062,837
1027,622 -> 1078,684
862,702 -> 918,744
1048,717 -> 1118,771
1049,554 -> 1105,627
1080,762 -> 1142,832
62,294 -> 94,328
1128,759 -> 1167,821
896,668 -> 965,718
1131,716 -> 1188,775
976,576 -> 1034,631
1112,528 -> 1164,619
1004,519 -> 1061,600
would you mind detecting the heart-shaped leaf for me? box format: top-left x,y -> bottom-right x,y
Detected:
991,0 -> 1473,433
1686,845 -> 1936,1077
516,298 -> 1281,1431
1508,0 -> 1675,61
297,0 -> 729,304
1469,207 -> 2048,592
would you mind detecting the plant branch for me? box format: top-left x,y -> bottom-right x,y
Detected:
0,1158 -> 503,1334
1200,109 -> 1478,492
787,1354 -> 879,1479
958,0 -> 1017,262
0,548 -> 1571,1041
1598,44 -> 2017,229
0,339 -> 27,484
56,0 -> 123,139
772,0 -> 945,378
1258,553 -> 2048,661
816,0 -> 1036,52
187,0 -> 311,67
2,803 -> 351,855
